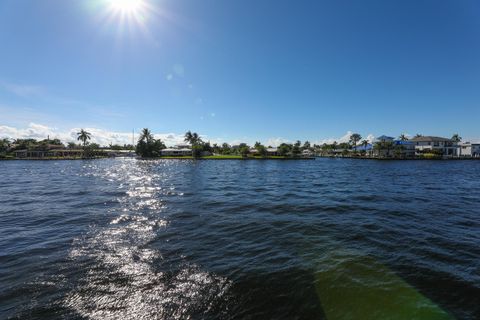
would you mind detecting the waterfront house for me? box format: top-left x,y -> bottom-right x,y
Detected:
458,142 -> 480,157
161,148 -> 192,156
249,148 -> 278,156
410,136 -> 458,156
352,144 -> 373,152
249,148 -> 260,156
302,149 -> 314,157
394,140 -> 416,157
160,144 -> 192,156
267,148 -> 278,156
14,148 -> 85,159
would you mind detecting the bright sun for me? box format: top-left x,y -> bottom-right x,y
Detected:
108,0 -> 145,13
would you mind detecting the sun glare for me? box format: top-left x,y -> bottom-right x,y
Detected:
108,0 -> 145,13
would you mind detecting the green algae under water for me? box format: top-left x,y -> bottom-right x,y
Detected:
314,254 -> 453,320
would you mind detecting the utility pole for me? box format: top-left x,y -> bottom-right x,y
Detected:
132,129 -> 135,151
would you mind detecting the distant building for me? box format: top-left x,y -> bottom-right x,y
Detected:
352,144 -> 373,152
249,148 -> 278,156
458,142 -> 480,157
394,140 -> 416,157
375,135 -> 395,143
161,148 -> 192,156
266,148 -> 278,156
14,149 -> 85,159
370,135 -> 415,158
302,149 -> 314,157
410,136 -> 458,156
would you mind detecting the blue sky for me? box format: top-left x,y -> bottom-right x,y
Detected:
1,0 -> 479,145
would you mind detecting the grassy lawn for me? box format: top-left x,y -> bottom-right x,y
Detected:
203,155 -> 243,159
159,156 -> 194,159
142,155 -> 312,160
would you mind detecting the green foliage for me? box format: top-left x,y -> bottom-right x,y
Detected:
239,144 -> 250,157
338,142 -> 350,150
417,148 -> 443,155
203,142 -> 213,153
67,142 -> 79,149
302,140 -> 311,151
12,139 -> 37,150
77,129 -> 92,148
0,138 -> 10,153
109,144 -> 133,150
278,143 -> 291,156
136,128 -> 166,157
184,131 -> 203,146
451,134 -> 461,143
292,140 -> 301,156
254,142 -> 267,157
221,143 -> 231,155
350,133 -> 362,150
192,145 -> 203,158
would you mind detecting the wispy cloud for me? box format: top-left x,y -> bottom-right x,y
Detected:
0,79 -> 127,122
0,80 -> 45,97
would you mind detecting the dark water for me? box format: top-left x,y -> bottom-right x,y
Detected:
0,159 -> 479,319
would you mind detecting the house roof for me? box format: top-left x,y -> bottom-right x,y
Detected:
394,140 -> 414,145
375,135 -> 395,142
410,136 -> 452,142
353,144 -> 373,151
162,148 -> 186,152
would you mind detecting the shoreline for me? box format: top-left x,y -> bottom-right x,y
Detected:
0,156 -> 316,161
2,155 -> 479,161
316,155 -> 480,161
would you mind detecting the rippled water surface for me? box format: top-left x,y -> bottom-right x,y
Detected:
1,159 -> 479,319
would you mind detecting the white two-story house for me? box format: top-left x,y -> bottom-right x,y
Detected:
410,136 -> 458,156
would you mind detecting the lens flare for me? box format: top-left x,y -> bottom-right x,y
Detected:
108,0 -> 145,13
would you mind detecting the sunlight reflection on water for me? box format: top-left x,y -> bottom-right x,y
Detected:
64,160 -> 230,319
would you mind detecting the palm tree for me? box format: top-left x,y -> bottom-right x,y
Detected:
361,140 -> 369,155
184,131 -> 202,146
138,128 -> 154,144
184,131 -> 204,157
451,133 -> 461,143
349,133 -> 362,152
77,129 -> 91,148
399,134 -> 408,141
414,133 -> 423,138
77,129 -> 92,158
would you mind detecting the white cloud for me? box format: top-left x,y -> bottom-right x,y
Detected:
314,131 -> 375,145
266,137 -> 290,147
154,133 -> 185,146
166,74 -> 173,81
365,134 -> 375,143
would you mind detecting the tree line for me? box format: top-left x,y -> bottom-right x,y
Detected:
1,129 -> 464,158
0,129 -> 134,155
